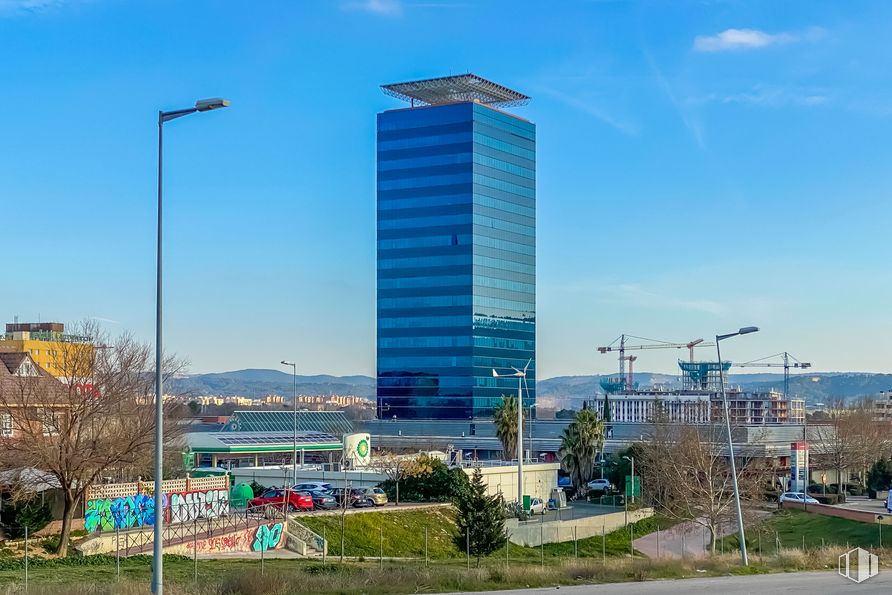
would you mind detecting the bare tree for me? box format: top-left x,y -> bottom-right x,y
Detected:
0,321 -> 186,556
811,400 -> 889,491
637,422 -> 768,554
371,451 -> 431,506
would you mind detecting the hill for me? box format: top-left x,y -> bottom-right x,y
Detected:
168,368 -> 892,406
168,369 -> 376,398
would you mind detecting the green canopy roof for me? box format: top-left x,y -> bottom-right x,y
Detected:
221,410 -> 353,435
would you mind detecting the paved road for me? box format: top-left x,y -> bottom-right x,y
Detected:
444,570 -> 892,594
838,496 -> 890,516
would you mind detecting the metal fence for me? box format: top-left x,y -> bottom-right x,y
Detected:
3,508 -> 890,588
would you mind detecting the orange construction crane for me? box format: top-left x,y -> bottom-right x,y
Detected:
597,334 -> 716,389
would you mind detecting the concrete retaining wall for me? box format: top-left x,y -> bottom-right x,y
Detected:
506,507 -> 654,546
77,520 -> 288,556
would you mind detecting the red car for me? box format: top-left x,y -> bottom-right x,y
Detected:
248,488 -> 313,512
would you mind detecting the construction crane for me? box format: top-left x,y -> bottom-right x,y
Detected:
734,352 -> 812,398
622,355 -> 637,390
597,334 -> 716,390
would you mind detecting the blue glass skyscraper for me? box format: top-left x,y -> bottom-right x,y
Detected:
376,75 -> 535,420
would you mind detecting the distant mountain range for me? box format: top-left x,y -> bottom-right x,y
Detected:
169,369 -> 376,399
169,368 -> 892,407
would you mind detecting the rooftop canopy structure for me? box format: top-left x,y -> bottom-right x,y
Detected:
187,431 -> 342,455
221,410 -> 353,435
381,74 -> 530,108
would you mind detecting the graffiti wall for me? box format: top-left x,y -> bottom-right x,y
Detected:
85,488 -> 230,532
85,494 -> 156,533
167,489 -> 230,524
164,523 -> 285,555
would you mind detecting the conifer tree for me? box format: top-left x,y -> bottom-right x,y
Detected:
454,467 -> 506,565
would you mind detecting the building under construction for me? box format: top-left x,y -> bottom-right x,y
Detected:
598,359 -> 805,426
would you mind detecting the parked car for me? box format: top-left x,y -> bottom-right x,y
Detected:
586,479 -> 613,492
329,487 -> 365,506
292,482 -> 333,493
528,497 -> 546,515
779,492 -> 819,505
356,487 -> 388,507
306,489 -> 339,510
248,488 -> 313,512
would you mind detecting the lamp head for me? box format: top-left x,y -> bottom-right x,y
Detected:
195,98 -> 231,112
738,326 -> 759,335
281,360 -> 294,366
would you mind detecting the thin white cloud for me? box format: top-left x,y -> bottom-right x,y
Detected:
688,85 -> 831,108
340,0 -> 465,16
537,86 -> 640,136
601,283 -> 726,316
341,0 -> 403,16
89,316 -> 120,325
0,0 -> 77,14
643,48 -> 706,150
693,27 -> 824,52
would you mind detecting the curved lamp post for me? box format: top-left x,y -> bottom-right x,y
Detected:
153,98 -> 229,595
716,325 -> 759,567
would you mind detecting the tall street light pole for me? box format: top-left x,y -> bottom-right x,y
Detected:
716,325 -> 759,568
153,98 -> 229,595
493,360 -> 531,509
281,361 -> 298,485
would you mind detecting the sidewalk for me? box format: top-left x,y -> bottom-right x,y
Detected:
632,513 -> 776,560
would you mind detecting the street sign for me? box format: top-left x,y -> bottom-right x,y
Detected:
625,475 -> 641,498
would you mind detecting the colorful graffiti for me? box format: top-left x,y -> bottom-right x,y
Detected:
252,523 -> 283,552
85,488 -> 230,532
172,523 -> 286,555
167,489 -> 229,524
85,493 -> 157,532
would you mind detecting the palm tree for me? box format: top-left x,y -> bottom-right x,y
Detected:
559,408 -> 605,491
559,424 -> 582,487
492,395 -> 518,459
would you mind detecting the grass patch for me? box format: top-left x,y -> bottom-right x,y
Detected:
297,507 -> 463,558
296,506 -> 675,562
719,509 -> 888,555
1,549 -> 890,594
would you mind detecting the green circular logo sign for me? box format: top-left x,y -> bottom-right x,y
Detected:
356,438 -> 369,458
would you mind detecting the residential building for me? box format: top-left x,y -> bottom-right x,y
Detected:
870,390 -> 892,421
0,352 -> 68,440
0,322 -> 93,379
376,74 -> 536,420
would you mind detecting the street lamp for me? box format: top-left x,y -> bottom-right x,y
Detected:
153,97 -> 229,595
716,325 -> 759,567
493,360 -> 531,509
281,361 -> 298,485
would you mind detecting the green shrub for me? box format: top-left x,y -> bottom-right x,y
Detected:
249,480 -> 266,497
379,457 -> 469,503
0,498 -> 53,539
40,535 -> 62,554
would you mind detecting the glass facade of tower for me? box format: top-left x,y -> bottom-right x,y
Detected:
377,102 -> 535,419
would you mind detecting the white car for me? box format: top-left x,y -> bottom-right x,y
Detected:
586,479 -> 613,492
779,491 -> 819,504
528,497 -> 546,515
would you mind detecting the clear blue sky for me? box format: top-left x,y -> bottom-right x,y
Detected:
4,0 -> 891,378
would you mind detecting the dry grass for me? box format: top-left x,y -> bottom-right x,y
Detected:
1,545 -> 890,594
